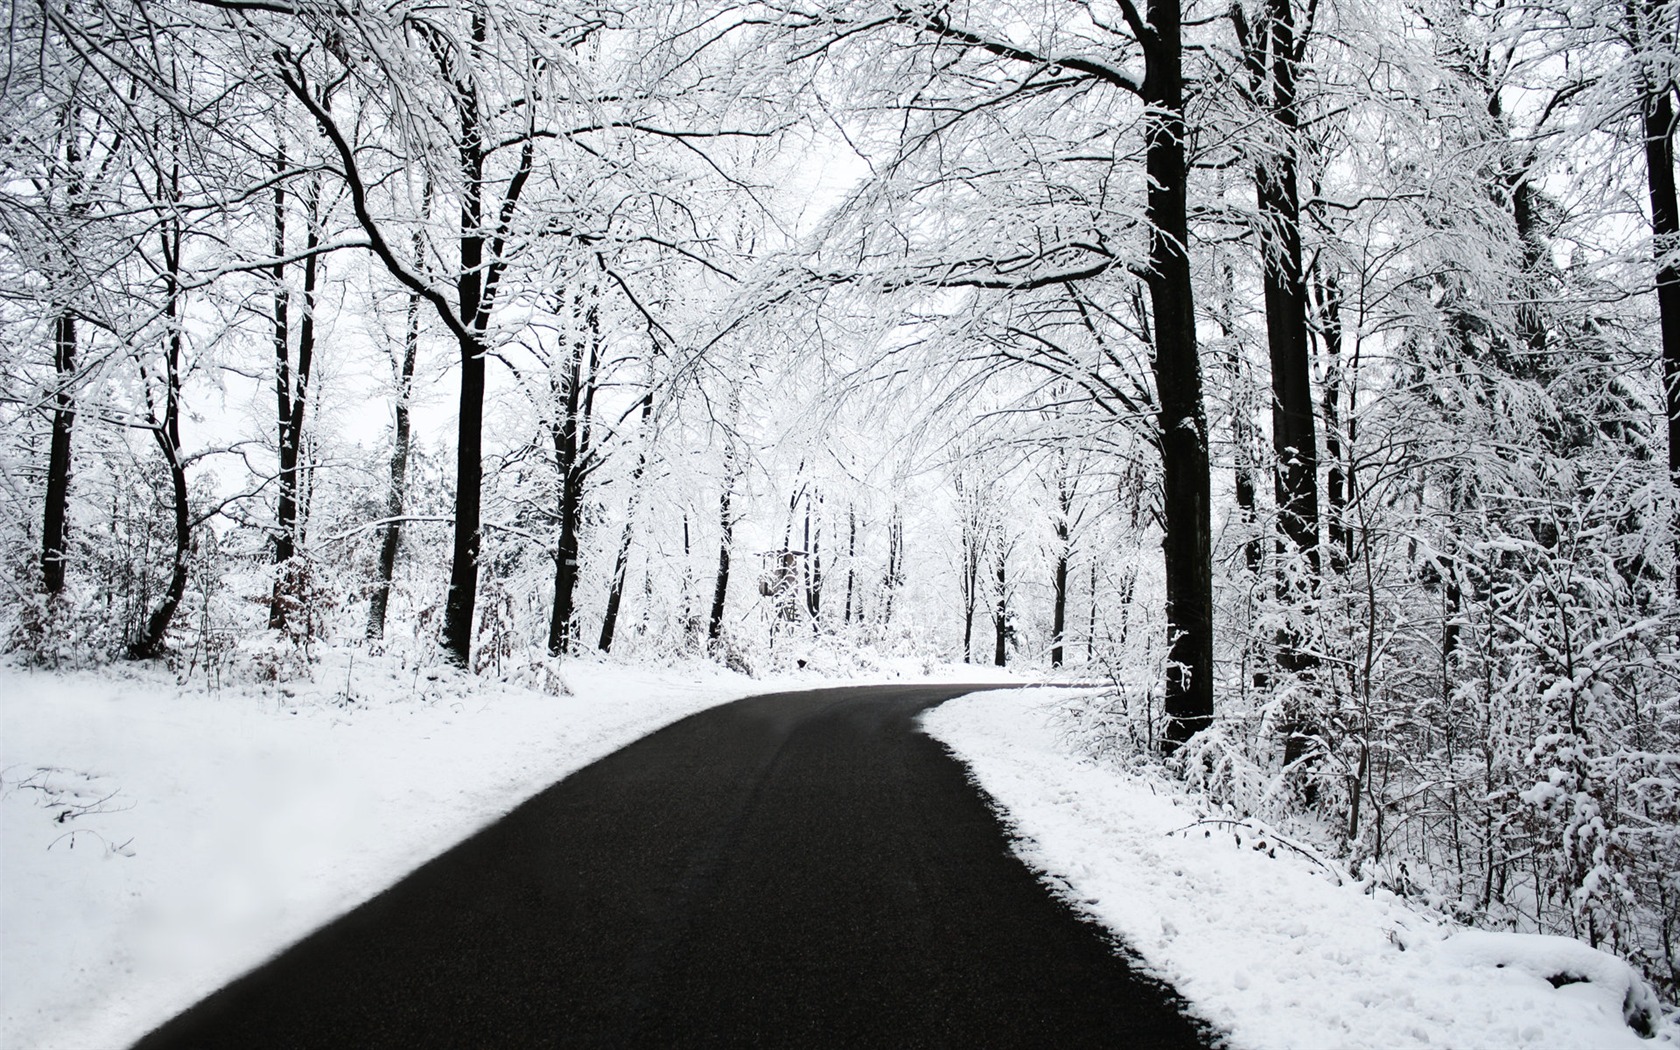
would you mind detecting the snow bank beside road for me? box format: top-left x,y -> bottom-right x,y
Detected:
0,656 -> 771,1049
921,688 -> 1675,1049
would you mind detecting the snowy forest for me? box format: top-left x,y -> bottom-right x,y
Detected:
3,0 -> 1679,1009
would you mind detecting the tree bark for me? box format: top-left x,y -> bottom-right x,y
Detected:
708,427 -> 740,650
130,205 -> 188,660
42,309 -> 76,596
599,387 -> 654,653
882,507 -> 904,625
547,283 -> 599,657
993,541 -> 1008,667
269,164 -> 320,631
1051,484 -> 1071,668
707,494 -> 733,648
43,107 -> 93,598
366,188 -> 429,643
1145,0 -> 1215,745
844,505 -> 857,624
805,495 -> 823,619
1086,560 -> 1099,662
1238,0 -> 1321,705
1316,269 -> 1350,576
441,330 -> 486,664
440,17 -> 492,666
1645,83 -> 1680,595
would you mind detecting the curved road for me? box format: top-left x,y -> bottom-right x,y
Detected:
135,683 -> 1213,1048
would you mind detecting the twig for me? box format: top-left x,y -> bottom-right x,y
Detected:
1167,817 -> 1345,885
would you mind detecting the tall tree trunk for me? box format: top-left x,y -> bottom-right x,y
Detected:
547,283 -> 599,657
1238,0 -> 1321,632
993,539 -> 1008,667
599,387 -> 655,653
1316,268 -> 1350,576
440,27 -> 490,666
1214,264 -> 1262,577
42,309 -> 76,596
962,515 -> 979,662
1145,0 -> 1215,745
805,495 -> 822,619
441,330 -> 487,665
1086,560 -> 1099,662
270,166 -> 320,631
707,487 -> 734,649
1051,488 -> 1070,668
267,145 -> 291,628
882,507 -> 904,625
1645,80 -> 1680,595
844,504 -> 856,624
708,421 -> 740,650
366,185 -> 429,643
42,112 -> 86,598
130,205 -> 188,660
1252,0 -> 1321,582
1235,412 -> 1262,576
1239,0 -> 1320,775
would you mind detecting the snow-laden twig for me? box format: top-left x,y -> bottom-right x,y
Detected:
1166,817 -> 1347,886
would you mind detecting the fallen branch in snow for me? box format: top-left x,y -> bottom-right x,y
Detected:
47,828 -> 135,857
1166,817 -> 1346,886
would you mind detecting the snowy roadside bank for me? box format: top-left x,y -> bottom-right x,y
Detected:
921,687 -> 1677,1050
2,655 -> 997,1050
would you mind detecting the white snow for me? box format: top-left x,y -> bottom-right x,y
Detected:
20,666 -> 1656,1050
921,687 -> 1678,1049
0,654 -> 792,1049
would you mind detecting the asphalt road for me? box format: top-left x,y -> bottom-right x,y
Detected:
133,682 -> 1214,1049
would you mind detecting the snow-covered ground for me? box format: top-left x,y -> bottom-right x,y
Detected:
18,666 -> 1659,1050
1,653 -> 1013,1049
922,687 -> 1678,1050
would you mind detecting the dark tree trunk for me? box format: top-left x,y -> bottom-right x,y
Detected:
1235,426 -> 1261,576
1238,0 -> 1321,655
1144,0 -> 1214,745
1238,0 -> 1320,776
440,27 -> 491,666
844,505 -> 856,624
1215,265 -> 1262,578
268,149 -> 291,628
882,507 -> 904,625
599,387 -> 654,653
805,496 -> 823,619
1252,0 -> 1320,580
441,331 -> 486,666
708,437 -> 739,649
130,208 -> 188,660
993,545 -> 1008,667
269,167 -> 320,631
1645,84 -> 1680,595
1116,566 -> 1137,648
963,516 -> 979,662
366,200 -> 428,643
707,499 -> 733,647
44,109 -> 92,598
1086,560 -> 1099,662
42,309 -> 76,596
547,285 -> 600,657
1051,508 -> 1070,669
1316,269 -> 1350,576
